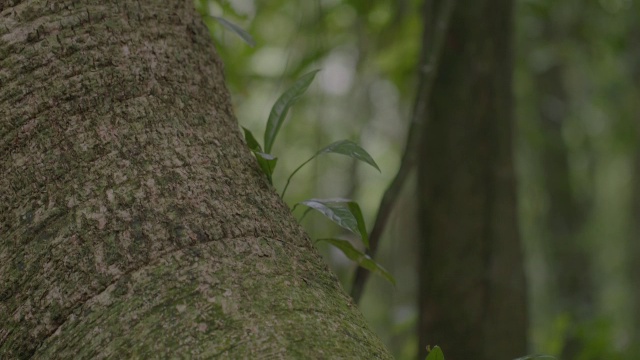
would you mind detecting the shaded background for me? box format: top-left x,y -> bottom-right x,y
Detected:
198,0 -> 638,358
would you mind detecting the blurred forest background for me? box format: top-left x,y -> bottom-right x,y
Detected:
198,0 -> 638,358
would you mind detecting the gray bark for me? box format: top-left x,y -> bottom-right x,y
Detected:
0,1 -> 391,358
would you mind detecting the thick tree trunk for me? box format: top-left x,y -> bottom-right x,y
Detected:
0,1 -> 391,358
416,1 -> 528,359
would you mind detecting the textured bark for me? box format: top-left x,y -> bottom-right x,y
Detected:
416,1 -> 528,359
0,1 -> 391,358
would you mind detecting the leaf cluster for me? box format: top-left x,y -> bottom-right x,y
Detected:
241,70 -> 394,286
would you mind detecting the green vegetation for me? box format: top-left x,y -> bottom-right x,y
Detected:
240,69 -> 394,285
197,0 -> 640,358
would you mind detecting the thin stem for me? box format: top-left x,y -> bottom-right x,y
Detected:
281,155 -> 317,198
298,207 -> 313,223
290,203 -> 313,223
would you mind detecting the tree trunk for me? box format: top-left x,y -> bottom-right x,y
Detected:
416,1 -> 528,359
535,62 -> 593,359
0,1 -> 391,358
629,15 -> 640,355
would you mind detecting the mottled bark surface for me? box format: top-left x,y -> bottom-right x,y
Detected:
417,1 -> 528,359
0,1 -> 390,358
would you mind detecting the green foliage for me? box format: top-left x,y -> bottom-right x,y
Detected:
194,1 -> 391,284
421,346 -> 556,360
316,140 -> 381,172
209,16 -> 255,47
242,127 -> 277,183
316,238 -> 395,286
239,70 -> 394,286
298,199 -> 369,245
425,345 -> 444,360
198,0 -> 640,358
281,139 -> 380,198
296,198 -> 391,279
264,70 -> 320,153
560,316 -> 624,360
194,0 -> 256,24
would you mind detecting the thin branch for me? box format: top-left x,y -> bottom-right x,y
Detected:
350,0 -> 456,303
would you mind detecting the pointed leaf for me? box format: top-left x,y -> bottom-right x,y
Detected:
253,151 -> 277,184
281,140 -> 380,198
317,238 -> 395,285
211,16 -> 255,47
299,199 -> 369,247
425,346 -> 445,360
299,206 -> 314,223
264,70 -> 320,153
254,151 -> 276,161
242,127 -> 278,185
242,127 -> 262,152
347,202 -> 369,248
243,125 -> 275,182
317,140 -> 380,172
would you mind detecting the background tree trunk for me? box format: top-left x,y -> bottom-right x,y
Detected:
0,1 -> 391,358
629,15 -> 640,355
535,59 -> 592,360
524,7 -> 594,357
416,1 -> 528,359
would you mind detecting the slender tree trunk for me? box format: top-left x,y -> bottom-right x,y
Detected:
631,146 -> 640,354
629,13 -> 640,354
0,1 -> 391,358
516,1 -> 603,356
535,62 -> 593,359
416,1 -> 528,359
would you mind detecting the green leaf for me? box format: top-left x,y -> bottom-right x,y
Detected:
299,199 -> 369,246
425,346 -> 445,360
242,127 -> 262,151
243,127 -> 276,183
264,70 -> 320,153
210,16 -> 256,47
512,356 -> 557,360
253,151 -> 277,184
317,140 -> 381,172
254,151 -> 275,161
281,139 -> 379,198
317,238 -> 395,285
347,202 -> 369,248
